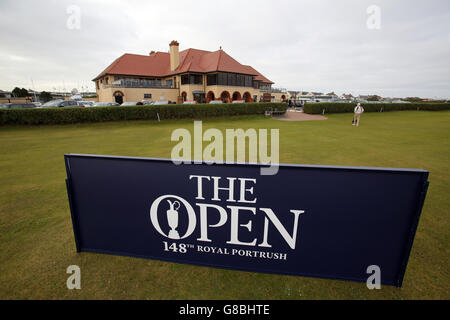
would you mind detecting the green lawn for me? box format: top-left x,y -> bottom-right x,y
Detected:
0,111 -> 448,299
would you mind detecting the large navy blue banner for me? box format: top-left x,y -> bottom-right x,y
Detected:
65,154 -> 429,287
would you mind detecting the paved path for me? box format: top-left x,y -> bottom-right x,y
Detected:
272,110 -> 327,121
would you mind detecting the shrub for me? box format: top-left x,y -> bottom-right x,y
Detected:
303,102 -> 450,114
0,102 -> 287,126
39,91 -> 53,103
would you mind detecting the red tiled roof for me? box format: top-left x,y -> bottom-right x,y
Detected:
244,65 -> 274,84
93,48 -> 273,83
93,52 -> 171,80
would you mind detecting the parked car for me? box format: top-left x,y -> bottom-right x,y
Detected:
61,100 -> 81,107
183,101 -> 197,105
209,100 -> 223,104
92,102 -> 119,107
121,102 -> 138,106
142,100 -> 154,105
153,100 -> 169,105
33,102 -> 42,108
42,99 -> 64,108
42,99 -> 80,108
0,103 -> 37,109
293,101 -> 303,109
232,100 -> 244,104
77,101 -> 95,107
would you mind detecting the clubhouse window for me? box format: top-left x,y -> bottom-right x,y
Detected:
212,73 -> 254,87
181,74 -> 203,85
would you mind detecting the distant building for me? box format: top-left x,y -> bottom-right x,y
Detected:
356,95 -> 370,102
314,94 -> 339,102
340,93 -> 355,101
0,90 -> 11,98
294,91 -> 342,103
388,98 -> 410,103
287,91 -> 300,100
326,92 -> 338,98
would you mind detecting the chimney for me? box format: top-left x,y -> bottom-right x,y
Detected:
169,40 -> 180,71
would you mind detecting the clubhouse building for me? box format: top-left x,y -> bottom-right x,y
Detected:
93,41 -> 285,104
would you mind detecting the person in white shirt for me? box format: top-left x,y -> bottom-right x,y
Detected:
353,103 -> 364,126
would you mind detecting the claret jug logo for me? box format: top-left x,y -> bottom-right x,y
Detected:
149,175 -> 306,260
166,200 -> 181,239
150,195 -> 197,240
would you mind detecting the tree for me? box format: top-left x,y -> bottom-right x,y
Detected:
12,87 -> 21,97
12,87 -> 29,97
39,91 -> 53,103
21,88 -> 29,97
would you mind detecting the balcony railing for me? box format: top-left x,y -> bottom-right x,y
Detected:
259,87 -> 286,93
103,79 -> 177,89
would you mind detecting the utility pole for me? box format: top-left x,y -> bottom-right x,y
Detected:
31,78 -> 38,102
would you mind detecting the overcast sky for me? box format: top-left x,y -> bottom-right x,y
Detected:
0,0 -> 449,98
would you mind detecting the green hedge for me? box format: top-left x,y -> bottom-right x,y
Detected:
303,102 -> 450,114
0,102 -> 287,126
